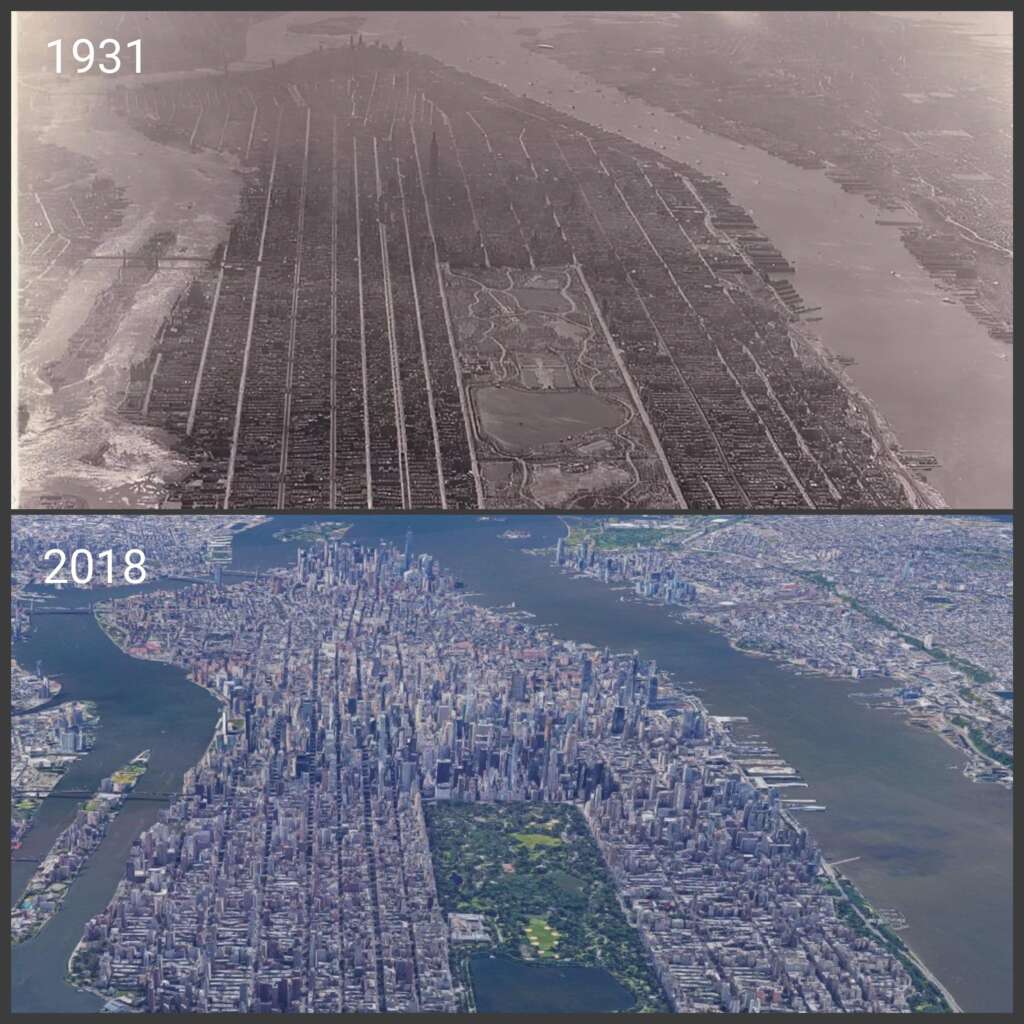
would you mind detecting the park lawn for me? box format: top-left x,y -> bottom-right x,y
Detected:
549,868 -> 585,896
426,800 -> 670,1010
513,831 -> 562,852
525,915 -> 560,954
112,764 -> 146,786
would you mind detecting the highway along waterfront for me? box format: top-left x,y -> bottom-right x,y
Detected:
11,515 -> 1012,1012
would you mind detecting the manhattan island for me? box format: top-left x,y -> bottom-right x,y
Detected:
69,534 -> 953,1012
20,37 -> 938,510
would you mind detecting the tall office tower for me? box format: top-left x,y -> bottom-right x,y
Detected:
436,758 -> 452,799
611,705 -> 626,735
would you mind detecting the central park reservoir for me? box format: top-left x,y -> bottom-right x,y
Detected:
469,955 -> 635,1013
11,515 -> 1012,1012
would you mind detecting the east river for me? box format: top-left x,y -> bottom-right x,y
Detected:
10,516 -> 1012,1012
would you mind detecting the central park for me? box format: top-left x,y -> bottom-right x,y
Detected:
425,801 -> 668,1013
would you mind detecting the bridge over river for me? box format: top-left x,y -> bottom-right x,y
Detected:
12,790 -> 176,801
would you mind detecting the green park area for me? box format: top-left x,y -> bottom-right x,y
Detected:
273,522 -> 353,544
564,516 -> 741,552
525,915 -> 561,953
111,762 -> 146,787
13,797 -> 39,821
513,831 -> 562,852
425,801 -> 667,1012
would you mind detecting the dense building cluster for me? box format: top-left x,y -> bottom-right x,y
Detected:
69,533 -> 942,1011
11,693 -> 97,849
557,516 -> 1014,784
10,662 -> 62,713
581,714 -> 922,1011
114,42 -> 925,510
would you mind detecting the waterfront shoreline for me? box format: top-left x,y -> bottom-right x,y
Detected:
785,320 -> 945,509
67,604 -> 229,1008
551,519 -> 1010,788
12,752 -> 149,946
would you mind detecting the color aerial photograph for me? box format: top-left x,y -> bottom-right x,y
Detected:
13,10 -> 1012,511
9,513 -> 1013,1013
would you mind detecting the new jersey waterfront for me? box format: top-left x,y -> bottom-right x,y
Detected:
9,514 -> 1013,1012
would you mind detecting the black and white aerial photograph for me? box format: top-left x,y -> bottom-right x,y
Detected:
13,10 -> 1012,510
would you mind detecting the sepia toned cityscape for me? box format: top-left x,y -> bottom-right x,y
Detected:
15,11 -> 1011,510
